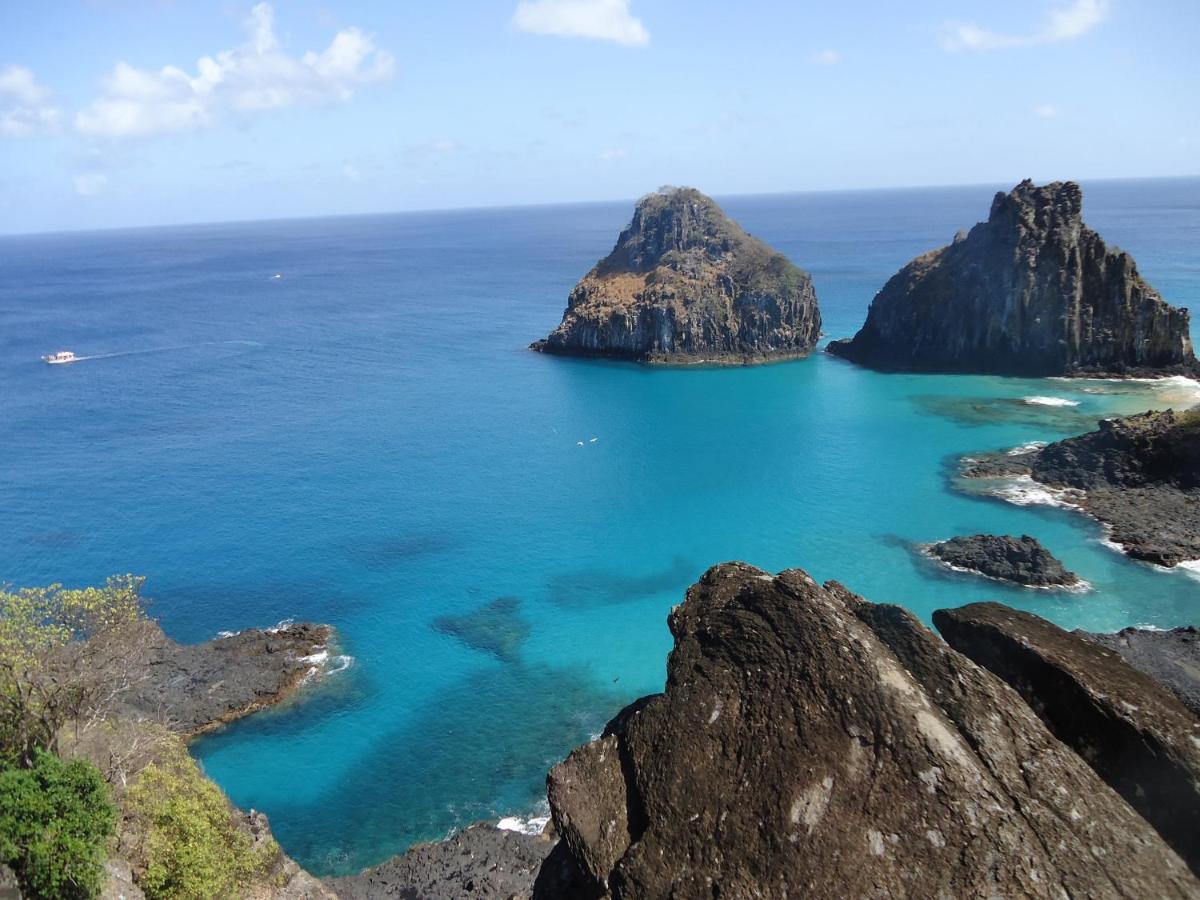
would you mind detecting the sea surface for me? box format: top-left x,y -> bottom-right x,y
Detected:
2,178 -> 1199,875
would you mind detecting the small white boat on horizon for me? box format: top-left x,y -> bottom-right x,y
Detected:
42,350 -> 78,365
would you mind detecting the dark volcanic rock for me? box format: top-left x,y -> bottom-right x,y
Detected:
326,823 -> 569,900
531,187 -> 821,364
828,179 -> 1198,376
542,562 -> 1197,898
112,619 -> 333,736
935,602 -> 1200,875
927,533 -> 1081,587
960,408 -> 1200,566
1082,625 -> 1200,716
432,596 -> 530,663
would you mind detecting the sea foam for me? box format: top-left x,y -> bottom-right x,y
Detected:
1023,396 -> 1079,407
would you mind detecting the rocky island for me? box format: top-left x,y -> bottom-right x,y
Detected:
828,179 -> 1199,376
960,407 -> 1200,566
531,187 -> 821,364
926,533 -> 1082,588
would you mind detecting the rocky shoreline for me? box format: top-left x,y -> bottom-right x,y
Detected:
959,408 -> 1200,567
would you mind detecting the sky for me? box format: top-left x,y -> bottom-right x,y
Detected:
0,0 -> 1197,234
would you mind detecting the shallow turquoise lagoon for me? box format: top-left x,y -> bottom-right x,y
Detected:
2,179 -> 1198,873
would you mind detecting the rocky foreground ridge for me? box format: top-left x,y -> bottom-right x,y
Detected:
532,187 -> 821,364
828,179 -> 1199,376
540,563 -> 1200,898
961,407 -> 1200,566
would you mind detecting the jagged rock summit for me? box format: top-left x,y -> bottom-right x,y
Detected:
828,179 -> 1198,375
532,187 -> 821,364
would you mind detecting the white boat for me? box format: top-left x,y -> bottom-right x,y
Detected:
42,350 -> 78,365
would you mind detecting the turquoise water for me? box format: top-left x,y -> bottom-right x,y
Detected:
2,179 -> 1198,874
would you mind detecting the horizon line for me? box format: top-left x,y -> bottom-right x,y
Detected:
3,172 -> 1198,241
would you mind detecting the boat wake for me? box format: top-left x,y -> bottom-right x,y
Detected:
48,340 -> 262,364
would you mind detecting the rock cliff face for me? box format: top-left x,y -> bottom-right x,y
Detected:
936,602 -> 1200,874
531,188 -> 821,364
828,179 -> 1198,375
960,408 -> 1200,565
542,562 -> 1198,899
1083,626 -> 1200,716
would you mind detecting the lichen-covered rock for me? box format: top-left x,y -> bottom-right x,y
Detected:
532,188 -> 821,364
935,602 -> 1200,875
1083,625 -> 1200,716
927,533 -> 1081,587
542,562 -> 1198,899
828,179 -> 1198,375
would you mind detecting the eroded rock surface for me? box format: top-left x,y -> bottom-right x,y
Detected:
927,533 -> 1081,587
112,619 -> 333,736
935,602 -> 1200,875
959,408 -> 1200,566
542,562 -> 1198,898
532,187 -> 821,364
1083,625 -> 1200,716
828,179 -> 1198,375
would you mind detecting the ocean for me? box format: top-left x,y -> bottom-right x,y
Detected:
2,178 -> 1198,875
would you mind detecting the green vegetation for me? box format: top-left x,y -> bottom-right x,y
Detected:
0,575 -> 146,765
0,750 -> 115,899
126,741 -> 277,900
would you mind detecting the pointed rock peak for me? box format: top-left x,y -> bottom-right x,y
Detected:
604,186 -> 747,274
987,179 -> 1083,233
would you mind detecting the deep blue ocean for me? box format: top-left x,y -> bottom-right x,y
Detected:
3,179 -> 1199,875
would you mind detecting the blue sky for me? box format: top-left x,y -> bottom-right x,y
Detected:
0,0 -> 1196,234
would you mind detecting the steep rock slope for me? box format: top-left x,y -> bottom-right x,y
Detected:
828,179 -> 1198,375
532,188 -> 821,364
541,562 -> 1198,899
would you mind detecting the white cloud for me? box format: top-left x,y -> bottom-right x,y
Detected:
73,172 -> 109,196
75,2 -> 394,138
808,49 -> 842,65
942,0 -> 1110,51
513,0 -> 649,47
342,163 -> 362,182
1033,103 -> 1058,118
0,65 -> 62,137
598,147 -> 628,160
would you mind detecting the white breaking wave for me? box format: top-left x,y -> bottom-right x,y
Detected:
989,475 -> 1082,509
496,814 -> 551,836
1023,396 -> 1079,407
1177,560 -> 1200,581
1007,440 -> 1047,456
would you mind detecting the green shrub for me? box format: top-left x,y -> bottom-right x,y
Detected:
125,746 -> 275,900
0,750 -> 115,899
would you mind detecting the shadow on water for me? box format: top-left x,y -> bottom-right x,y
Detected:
432,596 -> 531,664
340,532 -> 458,571
913,394 -> 1097,432
546,556 -> 696,609
240,661 -> 631,876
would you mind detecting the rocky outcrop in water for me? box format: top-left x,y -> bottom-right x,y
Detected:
531,188 -> 821,364
828,179 -> 1199,375
111,619 -> 334,736
936,602 -> 1200,874
960,408 -> 1200,566
1083,625 -> 1200,716
541,562 -> 1198,898
927,533 -> 1081,587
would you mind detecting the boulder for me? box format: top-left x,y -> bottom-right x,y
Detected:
935,602 -> 1200,874
927,533 -> 1081,587
543,562 -> 1198,898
